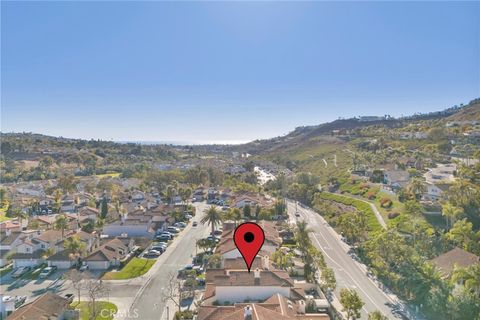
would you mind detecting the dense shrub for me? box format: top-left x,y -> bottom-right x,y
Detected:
388,212 -> 400,219
380,197 -> 393,208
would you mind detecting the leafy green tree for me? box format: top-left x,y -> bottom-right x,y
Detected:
201,206 -> 223,235
271,249 -> 293,270
337,212 -> 366,244
368,311 -> 388,320
405,200 -> 423,216
0,188 -> 7,206
447,219 -> 479,253
320,267 -> 336,292
452,263 -> 480,298
100,197 -> 108,219
255,205 -> 261,221
196,238 -> 215,252
243,204 -> 251,218
340,288 -> 364,319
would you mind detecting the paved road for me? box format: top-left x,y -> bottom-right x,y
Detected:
125,202 -> 211,320
287,200 -> 411,320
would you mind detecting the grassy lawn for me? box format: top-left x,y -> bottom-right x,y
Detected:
317,192 -> 383,233
71,301 -> 117,320
101,257 -> 155,280
372,191 -> 405,221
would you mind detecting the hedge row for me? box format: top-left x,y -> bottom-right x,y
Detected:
316,192 -> 383,233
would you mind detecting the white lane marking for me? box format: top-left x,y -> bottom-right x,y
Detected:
294,205 -> 389,312
301,206 -> 398,305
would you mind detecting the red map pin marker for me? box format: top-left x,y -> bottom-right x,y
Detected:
233,222 -> 265,272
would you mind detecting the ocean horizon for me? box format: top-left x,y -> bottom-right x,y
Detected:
118,140 -> 251,146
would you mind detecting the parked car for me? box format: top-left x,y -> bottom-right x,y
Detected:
153,241 -> 168,249
167,226 -> 180,234
39,266 -> 57,278
213,230 -> 222,236
192,221 -> 198,227
156,234 -> 171,241
184,214 -> 193,220
79,262 -> 89,271
193,265 -> 204,275
145,250 -> 161,257
175,222 -> 187,228
206,236 -> 220,243
14,296 -> 27,307
151,246 -> 165,253
12,266 -> 31,278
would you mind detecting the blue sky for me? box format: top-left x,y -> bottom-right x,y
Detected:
1,1 -> 479,143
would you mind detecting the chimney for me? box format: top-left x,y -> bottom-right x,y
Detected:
244,305 -> 252,320
254,268 -> 260,285
263,255 -> 269,270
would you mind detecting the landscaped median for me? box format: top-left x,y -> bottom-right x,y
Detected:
71,301 -> 118,320
315,192 -> 383,233
101,257 -> 155,280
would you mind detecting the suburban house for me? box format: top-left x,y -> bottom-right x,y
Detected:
218,222 -> 281,259
197,294 -> 330,320
424,163 -> 457,185
77,206 -> 100,221
84,237 -> 132,270
131,190 -> 145,202
33,214 -> 79,231
203,268 -> 305,305
382,170 -> 410,192
102,215 -> 156,239
0,220 -> 24,235
430,247 -> 480,278
0,230 -> 38,267
7,292 -> 75,320
424,183 -> 452,202
13,230 -> 97,268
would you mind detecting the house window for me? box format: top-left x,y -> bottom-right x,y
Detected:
41,244 -> 45,249
26,248 -> 30,252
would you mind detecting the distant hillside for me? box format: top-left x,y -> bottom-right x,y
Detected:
239,98 -> 479,181
446,101 -> 480,121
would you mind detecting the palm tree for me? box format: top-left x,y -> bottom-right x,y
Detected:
441,202 -> 463,230
53,189 -> 62,213
201,206 -> 223,235
10,207 -> 28,227
54,214 -> 69,239
407,178 -> 426,201
179,187 -> 191,211
64,236 -> 87,262
295,221 -> 312,258
166,185 -> 176,205
225,208 -> 241,227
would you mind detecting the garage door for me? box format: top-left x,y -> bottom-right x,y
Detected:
49,260 -> 72,269
86,261 -> 109,270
